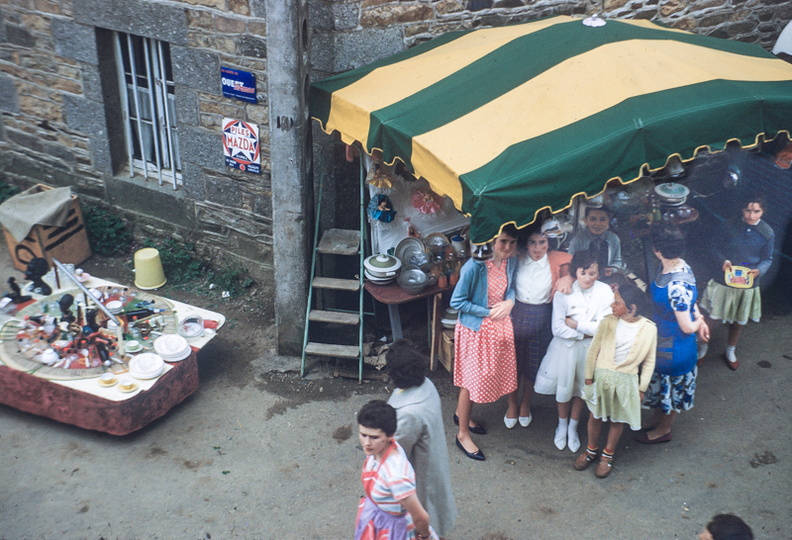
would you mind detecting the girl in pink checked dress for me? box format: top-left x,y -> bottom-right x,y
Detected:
449,225 -> 520,462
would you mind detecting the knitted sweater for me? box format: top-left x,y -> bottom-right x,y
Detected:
585,314 -> 657,392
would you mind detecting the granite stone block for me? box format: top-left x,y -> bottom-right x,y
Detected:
0,73 -> 19,114
172,47 -> 220,92
73,0 -> 188,45
52,19 -> 98,65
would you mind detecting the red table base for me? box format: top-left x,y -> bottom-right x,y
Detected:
0,353 -> 199,436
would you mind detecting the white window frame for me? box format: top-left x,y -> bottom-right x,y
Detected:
112,32 -> 182,189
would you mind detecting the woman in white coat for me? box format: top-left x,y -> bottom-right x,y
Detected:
534,250 -> 614,452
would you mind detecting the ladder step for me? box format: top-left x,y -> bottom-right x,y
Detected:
305,342 -> 360,359
317,228 -> 361,255
309,309 -> 360,325
313,277 -> 360,291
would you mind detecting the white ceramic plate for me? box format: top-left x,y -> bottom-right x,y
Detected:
128,353 -> 165,379
106,300 -> 123,311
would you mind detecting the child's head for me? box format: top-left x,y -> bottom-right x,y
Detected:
571,250 -> 599,289
698,513 -> 753,540
583,206 -> 611,236
386,340 -> 426,390
740,194 -> 765,226
519,222 -> 549,261
650,225 -> 685,260
357,400 -> 397,436
612,284 -> 650,320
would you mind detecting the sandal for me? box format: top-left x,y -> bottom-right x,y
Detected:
573,447 -> 598,471
595,451 -> 614,478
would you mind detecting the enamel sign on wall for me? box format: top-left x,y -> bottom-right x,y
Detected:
221,67 -> 257,103
222,118 -> 261,174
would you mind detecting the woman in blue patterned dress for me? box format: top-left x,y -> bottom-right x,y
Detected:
635,226 -> 709,444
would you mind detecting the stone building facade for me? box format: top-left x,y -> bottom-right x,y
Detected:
0,0 -> 789,354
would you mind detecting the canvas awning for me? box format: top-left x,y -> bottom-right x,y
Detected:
310,15 -> 792,243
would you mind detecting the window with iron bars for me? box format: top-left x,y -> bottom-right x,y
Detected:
113,32 -> 182,188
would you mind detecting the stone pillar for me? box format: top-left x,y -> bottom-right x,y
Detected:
264,0 -> 311,357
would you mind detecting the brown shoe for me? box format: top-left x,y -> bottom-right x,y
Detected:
573,448 -> 597,471
595,455 -> 613,478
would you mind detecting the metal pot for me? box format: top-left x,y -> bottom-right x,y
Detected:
654,182 -> 690,206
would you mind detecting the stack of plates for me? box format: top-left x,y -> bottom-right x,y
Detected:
153,334 -> 192,362
364,270 -> 396,285
128,353 -> 165,379
441,307 -> 458,329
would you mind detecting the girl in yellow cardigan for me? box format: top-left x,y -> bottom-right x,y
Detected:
573,284 -> 657,478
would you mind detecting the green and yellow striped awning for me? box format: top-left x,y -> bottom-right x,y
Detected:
310,15 -> 792,243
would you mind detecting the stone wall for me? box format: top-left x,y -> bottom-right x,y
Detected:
310,0 -> 792,76
0,0 -> 273,280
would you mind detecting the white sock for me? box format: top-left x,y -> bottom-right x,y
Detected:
554,418 -> 568,450
697,341 -> 708,360
725,346 -> 737,363
567,419 -> 580,452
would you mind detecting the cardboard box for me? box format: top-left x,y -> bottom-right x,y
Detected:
3,184 -> 92,272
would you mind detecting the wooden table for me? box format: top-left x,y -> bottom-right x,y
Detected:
364,281 -> 452,340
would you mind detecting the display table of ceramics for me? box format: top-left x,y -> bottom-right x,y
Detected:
0,276 -> 225,435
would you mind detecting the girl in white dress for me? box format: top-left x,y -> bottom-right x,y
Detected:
534,250 -> 614,452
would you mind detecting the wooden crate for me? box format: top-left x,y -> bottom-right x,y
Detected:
3,184 -> 92,272
438,329 -> 454,373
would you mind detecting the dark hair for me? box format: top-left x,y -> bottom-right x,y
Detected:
650,225 -> 686,259
517,222 -> 544,249
584,206 -> 611,219
357,400 -> 397,436
386,339 -> 426,389
706,514 -> 753,540
499,223 -> 519,239
617,283 -> 651,318
571,249 -> 599,276
740,193 -> 765,211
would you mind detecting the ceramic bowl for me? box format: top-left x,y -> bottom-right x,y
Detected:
364,254 -> 402,278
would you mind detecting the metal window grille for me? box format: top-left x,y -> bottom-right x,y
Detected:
113,32 -> 182,188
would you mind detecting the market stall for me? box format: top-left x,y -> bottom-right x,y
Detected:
309,15 -> 792,373
0,265 -> 224,435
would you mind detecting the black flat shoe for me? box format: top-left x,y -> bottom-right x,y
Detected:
453,413 -> 487,435
456,437 -> 486,461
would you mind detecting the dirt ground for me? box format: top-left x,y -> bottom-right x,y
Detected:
1,245 -> 791,540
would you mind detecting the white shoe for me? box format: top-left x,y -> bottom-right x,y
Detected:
518,415 -> 532,428
504,415 -> 518,429
554,425 -> 567,450
567,428 -> 580,453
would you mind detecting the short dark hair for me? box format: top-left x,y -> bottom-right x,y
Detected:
357,400 -> 397,437
500,223 -> 519,239
740,193 -> 765,211
584,206 -> 611,219
706,514 -> 753,540
386,339 -> 426,389
571,249 -> 599,276
617,283 -> 651,318
650,225 -> 686,259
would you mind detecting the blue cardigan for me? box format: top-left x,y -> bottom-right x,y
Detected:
450,257 -> 517,332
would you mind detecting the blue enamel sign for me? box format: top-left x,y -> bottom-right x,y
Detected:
221,67 -> 257,104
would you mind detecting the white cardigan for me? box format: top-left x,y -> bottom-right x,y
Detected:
550,280 -> 614,344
